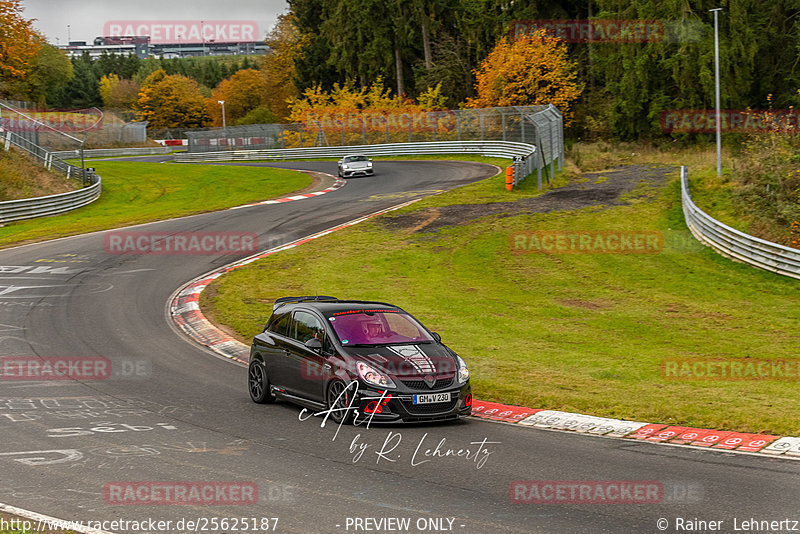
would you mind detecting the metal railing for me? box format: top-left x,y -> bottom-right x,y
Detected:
681,166 -> 800,280
52,146 -> 173,159
2,129 -> 82,178
0,176 -> 102,224
1,114 -> 103,224
183,104 -> 564,188
176,140 -> 543,188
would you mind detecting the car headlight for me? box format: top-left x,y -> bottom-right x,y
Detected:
342,165 -> 350,170
357,361 -> 396,388
366,161 -> 372,167
456,355 -> 470,384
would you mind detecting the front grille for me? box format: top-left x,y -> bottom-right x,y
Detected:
402,397 -> 459,415
401,376 -> 454,390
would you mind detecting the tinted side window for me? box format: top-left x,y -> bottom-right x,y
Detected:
293,310 -> 325,344
267,312 -> 291,337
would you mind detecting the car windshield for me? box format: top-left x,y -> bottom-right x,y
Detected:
345,156 -> 367,162
325,309 -> 433,346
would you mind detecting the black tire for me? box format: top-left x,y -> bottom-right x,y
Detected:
248,360 -> 275,404
326,379 -> 355,424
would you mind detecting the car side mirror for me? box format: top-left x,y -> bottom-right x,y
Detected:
305,338 -> 323,352
431,332 -> 441,343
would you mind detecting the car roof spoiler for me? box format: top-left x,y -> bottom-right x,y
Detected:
273,295 -> 338,311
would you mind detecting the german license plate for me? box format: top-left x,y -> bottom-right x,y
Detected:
413,392 -> 451,404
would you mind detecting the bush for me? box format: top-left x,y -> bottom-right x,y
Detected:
733,127 -> 800,246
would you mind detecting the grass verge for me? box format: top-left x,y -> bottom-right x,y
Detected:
241,154 -> 571,205
203,156 -> 800,436
0,161 -> 311,249
0,149 -> 77,201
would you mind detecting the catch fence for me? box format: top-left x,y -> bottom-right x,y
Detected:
185,104 -> 564,185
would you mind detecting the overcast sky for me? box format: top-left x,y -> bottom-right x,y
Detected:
21,0 -> 290,44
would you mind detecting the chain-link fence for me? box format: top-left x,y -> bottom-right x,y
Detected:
0,101 -> 98,185
185,105 -> 564,180
149,127 -> 213,140
0,100 -> 147,149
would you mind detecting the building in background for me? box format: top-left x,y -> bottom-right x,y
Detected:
59,36 -> 267,59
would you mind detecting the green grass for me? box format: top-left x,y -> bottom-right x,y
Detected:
0,149 -> 77,201
683,167 -> 750,233
0,161 -> 311,249
203,163 -> 800,436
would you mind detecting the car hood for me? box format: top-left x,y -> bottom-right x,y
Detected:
344,343 -> 457,377
343,161 -> 371,169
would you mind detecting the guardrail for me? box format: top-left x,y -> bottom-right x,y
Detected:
681,166 -> 800,280
175,140 -> 545,188
0,175 -> 101,224
51,146 -> 173,159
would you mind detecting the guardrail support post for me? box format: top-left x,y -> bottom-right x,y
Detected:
549,123 -> 556,179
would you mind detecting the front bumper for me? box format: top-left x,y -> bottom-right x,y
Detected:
341,168 -> 374,177
352,382 -> 472,424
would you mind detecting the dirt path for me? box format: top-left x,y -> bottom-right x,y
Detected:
383,164 -> 674,232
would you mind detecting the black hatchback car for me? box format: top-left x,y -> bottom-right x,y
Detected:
248,296 -> 472,423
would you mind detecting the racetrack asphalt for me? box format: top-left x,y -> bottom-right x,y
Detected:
0,158 -> 798,534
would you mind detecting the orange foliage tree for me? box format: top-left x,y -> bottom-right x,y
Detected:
465,31 -> 583,124
208,69 -> 270,127
0,0 -> 42,85
261,12 -> 305,121
137,70 -> 210,128
285,77 -> 453,147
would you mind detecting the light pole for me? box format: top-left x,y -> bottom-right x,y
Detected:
710,7 -> 723,177
218,100 -> 226,129
218,100 -> 227,148
201,21 -> 206,56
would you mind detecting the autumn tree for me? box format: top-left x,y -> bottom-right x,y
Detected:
208,69 -> 270,127
99,74 -> 119,107
3,40 -> 73,105
465,32 -> 583,123
100,73 -> 139,110
137,70 -> 210,128
261,12 -> 305,120
0,0 -> 42,89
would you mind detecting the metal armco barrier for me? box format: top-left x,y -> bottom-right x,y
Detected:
51,146 -> 172,159
175,140 -> 541,188
0,175 -> 101,224
681,166 -> 800,280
